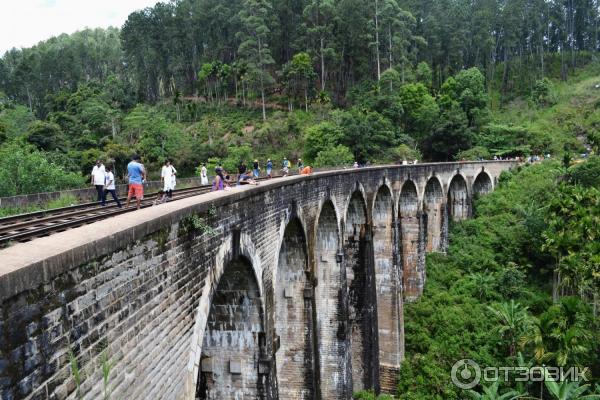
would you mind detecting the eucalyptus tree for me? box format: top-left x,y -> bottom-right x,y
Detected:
237,0 -> 276,120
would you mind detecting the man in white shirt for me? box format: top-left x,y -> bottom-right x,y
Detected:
161,160 -> 177,198
103,166 -> 122,207
91,160 -> 106,204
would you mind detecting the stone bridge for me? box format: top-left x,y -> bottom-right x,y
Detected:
0,161 -> 516,400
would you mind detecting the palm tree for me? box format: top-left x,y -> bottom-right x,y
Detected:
544,368 -> 600,400
520,298 -> 593,367
488,300 -> 530,357
467,380 -> 522,400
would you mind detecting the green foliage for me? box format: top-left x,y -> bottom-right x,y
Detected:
26,121 -> 65,151
314,144 -> 354,167
456,146 -> 492,161
353,390 -> 393,400
303,122 -> 344,162
543,368 -> 600,400
532,78 -> 558,107
0,141 -> 84,196
397,162 -> 599,399
568,156 -> 600,188
398,83 -> 439,136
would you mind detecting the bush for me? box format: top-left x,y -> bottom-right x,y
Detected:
0,141 -> 85,196
314,145 -> 354,168
456,146 -> 491,161
568,156 -> 600,187
531,77 -> 558,106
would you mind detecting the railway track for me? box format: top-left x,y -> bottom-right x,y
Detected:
0,181 -> 245,247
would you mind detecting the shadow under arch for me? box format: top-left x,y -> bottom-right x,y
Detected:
423,176 -> 444,253
196,255 -> 266,399
314,199 -> 351,399
345,190 -> 379,393
399,180 -> 422,300
273,218 -> 315,399
372,184 -> 402,390
473,170 -> 493,196
447,174 -> 470,221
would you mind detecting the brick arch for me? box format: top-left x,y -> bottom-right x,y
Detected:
423,176 -> 444,252
371,184 -> 402,390
186,233 -> 265,399
473,170 -> 494,196
273,218 -> 314,399
447,173 -> 470,221
195,254 -> 266,399
314,200 -> 350,399
344,190 -> 379,393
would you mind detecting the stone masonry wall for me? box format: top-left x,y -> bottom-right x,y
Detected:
0,161 -> 516,400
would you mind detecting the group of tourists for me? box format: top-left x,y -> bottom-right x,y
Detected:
90,155 -> 165,210
207,157 -> 313,192
91,154 -> 317,209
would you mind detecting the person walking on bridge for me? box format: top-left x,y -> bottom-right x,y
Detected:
161,160 -> 177,199
200,163 -> 208,185
266,159 -> 273,178
125,155 -> 146,210
103,166 -> 122,208
91,159 -> 106,205
282,157 -> 290,176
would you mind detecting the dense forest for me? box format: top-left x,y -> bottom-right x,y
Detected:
1,1 -> 599,197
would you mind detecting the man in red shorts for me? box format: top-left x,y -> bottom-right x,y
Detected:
125,154 -> 147,209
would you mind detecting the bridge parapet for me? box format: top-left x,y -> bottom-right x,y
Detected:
0,161 -> 516,400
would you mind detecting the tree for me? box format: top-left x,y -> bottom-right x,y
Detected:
303,121 -> 344,162
423,101 -> 471,161
314,144 -> 354,167
303,0 -> 335,91
487,300 -> 530,357
26,121 -> 65,152
0,141 -> 84,196
398,83 -> 439,137
283,52 -> 317,111
237,0 -> 276,121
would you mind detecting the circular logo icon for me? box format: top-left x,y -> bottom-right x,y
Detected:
451,359 -> 481,389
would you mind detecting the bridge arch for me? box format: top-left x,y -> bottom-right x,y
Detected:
187,233 -> 265,399
447,173 -> 470,221
195,254 -> 266,399
399,180 -> 422,300
423,176 -> 444,252
473,170 -> 494,196
273,217 -> 314,399
314,199 -> 350,399
344,188 -> 379,392
371,183 -> 402,388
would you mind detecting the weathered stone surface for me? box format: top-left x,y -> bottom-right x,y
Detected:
0,162 -> 515,400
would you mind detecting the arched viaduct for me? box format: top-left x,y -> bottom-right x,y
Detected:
0,161 -> 515,400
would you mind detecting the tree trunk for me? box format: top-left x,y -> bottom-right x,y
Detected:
111,117 -> 117,140
374,0 -> 381,81
305,86 -> 308,112
320,37 -> 326,91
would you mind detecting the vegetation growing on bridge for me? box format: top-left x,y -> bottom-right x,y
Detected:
397,159 -> 600,399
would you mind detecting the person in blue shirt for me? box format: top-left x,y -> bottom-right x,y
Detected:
266,159 -> 273,178
125,155 -> 147,209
